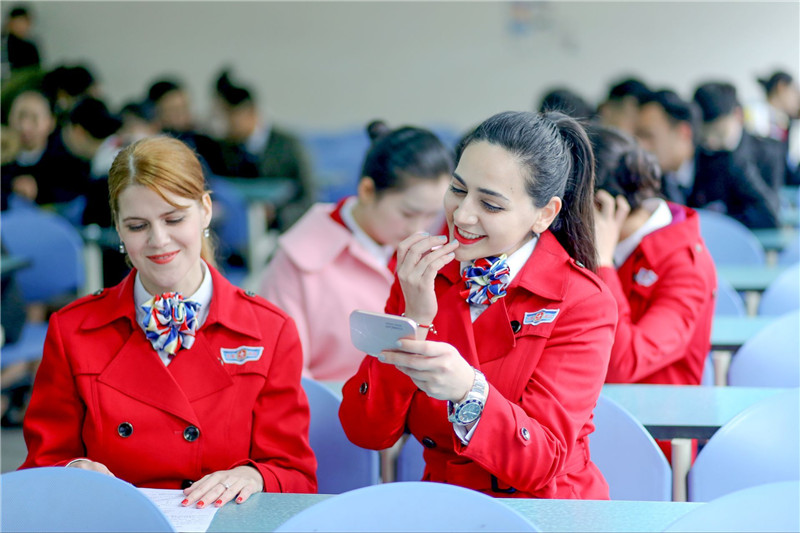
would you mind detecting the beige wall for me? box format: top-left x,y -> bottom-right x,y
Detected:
25,1 -> 800,133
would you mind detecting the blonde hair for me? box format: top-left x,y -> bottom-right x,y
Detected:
109,136 -> 216,267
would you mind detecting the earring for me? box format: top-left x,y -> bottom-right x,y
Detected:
119,242 -> 126,254
203,228 -> 210,238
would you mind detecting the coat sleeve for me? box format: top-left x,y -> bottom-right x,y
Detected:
338,276 -> 418,450
454,287 -> 616,494
258,250 -> 313,378
231,315 -> 317,493
21,313 -> 88,468
600,249 -> 714,383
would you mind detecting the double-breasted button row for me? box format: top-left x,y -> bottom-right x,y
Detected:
117,422 -> 201,442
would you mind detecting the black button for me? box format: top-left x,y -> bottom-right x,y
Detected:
181,479 -> 194,490
245,290 -> 255,297
421,437 -> 437,449
183,425 -> 200,442
359,382 -> 368,395
510,320 -> 521,333
93,289 -> 104,296
117,422 -> 133,438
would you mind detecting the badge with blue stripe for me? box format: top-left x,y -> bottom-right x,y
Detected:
634,268 -> 658,287
220,346 -> 264,365
524,308 -> 559,326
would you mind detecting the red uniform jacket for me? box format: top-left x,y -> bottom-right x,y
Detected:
600,204 -> 717,385
339,231 -> 617,499
21,265 -> 317,493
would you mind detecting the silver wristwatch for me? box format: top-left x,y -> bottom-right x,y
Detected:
448,369 -> 488,425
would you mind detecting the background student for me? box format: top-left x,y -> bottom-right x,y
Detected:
21,136 -> 317,506
340,111 -> 617,499
259,121 -> 453,380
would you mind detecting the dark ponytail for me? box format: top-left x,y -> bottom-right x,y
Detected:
547,113 -> 598,271
360,119 -> 454,196
458,111 -> 598,271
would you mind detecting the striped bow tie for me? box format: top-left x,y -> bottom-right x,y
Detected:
141,292 -> 201,358
460,255 -> 510,305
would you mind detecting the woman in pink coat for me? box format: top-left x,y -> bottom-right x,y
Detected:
259,121 -> 453,380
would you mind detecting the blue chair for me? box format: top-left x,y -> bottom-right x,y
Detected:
301,377 -> 380,494
301,129 -> 369,203
589,395 -> 672,501
1,205 -> 86,367
1,467 -> 174,532
714,275 -> 747,316
395,434 -> 426,482
274,481 -> 540,532
208,176 -> 250,261
687,388 -> 800,502
727,310 -> 800,387
778,232 -> 799,265
1,204 -> 86,303
665,481 -> 800,532
696,209 -> 766,266
758,262 -> 800,316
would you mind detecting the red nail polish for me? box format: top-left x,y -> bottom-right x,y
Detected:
214,499 -> 222,507
181,499 -> 188,506
236,497 -> 243,503
197,501 -> 205,508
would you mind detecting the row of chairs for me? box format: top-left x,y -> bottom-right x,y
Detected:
302,378 -> 800,502
715,263 -> 799,317
697,208 -> 798,266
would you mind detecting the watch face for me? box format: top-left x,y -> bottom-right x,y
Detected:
456,400 -> 483,424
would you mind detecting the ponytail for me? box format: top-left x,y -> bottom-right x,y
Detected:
549,114 -> 598,271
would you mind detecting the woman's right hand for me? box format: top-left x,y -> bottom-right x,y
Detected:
67,459 -> 115,477
396,232 -> 459,327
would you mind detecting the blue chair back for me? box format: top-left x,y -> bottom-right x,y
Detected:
301,129 -> 369,203
396,434 -> 426,482
1,467 -> 174,532
714,275 -> 747,316
301,377 -> 380,494
1,204 -> 85,303
778,232 -> 800,265
727,310 -> 800,387
208,176 -> 250,259
666,481 -> 800,532
758,263 -> 800,316
696,209 -> 766,266
687,388 -> 800,502
274,481 -> 540,532
589,395 -> 672,501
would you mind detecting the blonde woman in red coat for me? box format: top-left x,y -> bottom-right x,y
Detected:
340,112 -> 618,499
21,136 -> 317,507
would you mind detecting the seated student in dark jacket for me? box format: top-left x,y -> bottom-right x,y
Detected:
690,82 -> 781,229
212,70 -> 313,230
635,89 -> 700,206
147,78 -> 226,176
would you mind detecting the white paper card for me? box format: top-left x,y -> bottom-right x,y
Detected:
138,487 -> 219,533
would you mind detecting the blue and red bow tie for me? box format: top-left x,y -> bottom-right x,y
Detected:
141,292 -> 201,358
460,255 -> 510,305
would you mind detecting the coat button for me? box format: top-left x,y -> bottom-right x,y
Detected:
695,243 -> 702,252
520,427 -> 530,440
510,320 -> 521,334
359,382 -> 368,395
183,425 -> 200,442
93,289 -> 104,296
181,479 -> 194,489
245,290 -> 256,297
117,422 -> 133,438
421,437 -> 437,449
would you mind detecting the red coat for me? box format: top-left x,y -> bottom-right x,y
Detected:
339,231 -> 617,499
600,204 -> 717,385
21,265 -> 317,493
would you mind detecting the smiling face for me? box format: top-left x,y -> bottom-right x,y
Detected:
445,141 -> 561,262
116,185 -> 212,296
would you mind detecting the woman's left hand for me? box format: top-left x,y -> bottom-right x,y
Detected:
182,465 -> 263,508
379,339 -> 475,403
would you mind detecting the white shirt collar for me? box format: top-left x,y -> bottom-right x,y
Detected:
134,261 -> 213,365
461,234 -> 539,323
614,198 -> 672,267
340,196 -> 395,266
